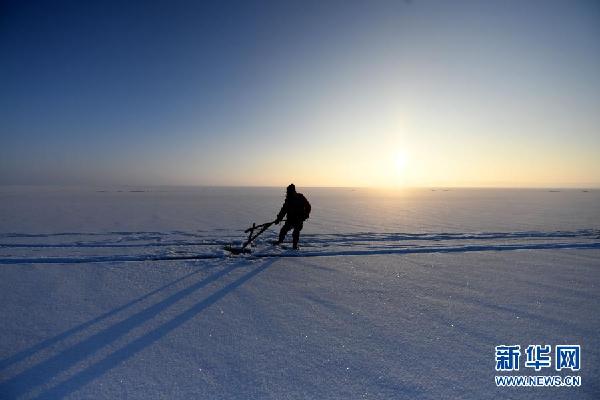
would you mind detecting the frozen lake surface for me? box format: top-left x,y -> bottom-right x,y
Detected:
0,187 -> 599,399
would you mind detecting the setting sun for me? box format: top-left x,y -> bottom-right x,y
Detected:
394,152 -> 408,175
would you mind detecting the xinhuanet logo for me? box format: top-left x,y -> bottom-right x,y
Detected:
494,344 -> 581,388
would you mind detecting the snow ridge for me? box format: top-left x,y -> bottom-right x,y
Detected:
1,229 -> 598,264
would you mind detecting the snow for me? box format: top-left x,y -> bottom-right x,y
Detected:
0,187 -> 599,399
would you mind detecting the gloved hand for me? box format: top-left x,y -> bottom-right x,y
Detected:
274,217 -> 282,225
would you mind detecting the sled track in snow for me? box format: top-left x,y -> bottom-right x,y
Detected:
1,241 -> 599,264
1,229 -> 599,248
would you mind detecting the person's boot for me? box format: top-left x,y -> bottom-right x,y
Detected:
292,241 -> 299,250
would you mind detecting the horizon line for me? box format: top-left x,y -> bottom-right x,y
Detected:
1,184 -> 598,190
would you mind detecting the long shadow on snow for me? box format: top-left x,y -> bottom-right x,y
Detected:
0,259 -> 274,399
0,266 -> 205,372
33,258 -> 276,400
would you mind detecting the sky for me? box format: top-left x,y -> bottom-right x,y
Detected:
1,0 -> 599,188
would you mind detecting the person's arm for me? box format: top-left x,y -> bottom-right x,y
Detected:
275,199 -> 288,223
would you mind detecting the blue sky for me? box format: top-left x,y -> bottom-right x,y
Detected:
1,0 -> 599,187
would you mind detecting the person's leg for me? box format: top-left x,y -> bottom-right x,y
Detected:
278,222 -> 292,243
292,222 -> 303,249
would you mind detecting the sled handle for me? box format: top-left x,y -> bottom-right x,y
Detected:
244,219 -> 285,233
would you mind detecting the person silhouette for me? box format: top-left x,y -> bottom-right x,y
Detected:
274,184 -> 311,250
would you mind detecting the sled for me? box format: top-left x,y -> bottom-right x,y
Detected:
224,219 -> 283,255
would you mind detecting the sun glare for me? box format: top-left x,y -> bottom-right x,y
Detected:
394,151 -> 408,174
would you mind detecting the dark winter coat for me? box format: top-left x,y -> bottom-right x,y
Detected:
277,193 -> 311,224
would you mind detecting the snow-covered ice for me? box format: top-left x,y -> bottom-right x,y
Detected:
0,187 -> 599,399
